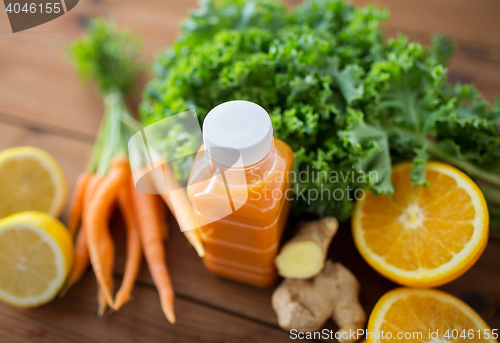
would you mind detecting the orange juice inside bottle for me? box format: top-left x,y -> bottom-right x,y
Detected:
187,101 -> 294,287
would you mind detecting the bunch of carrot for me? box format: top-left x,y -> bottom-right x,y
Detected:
64,18 -> 204,322
63,156 -> 175,322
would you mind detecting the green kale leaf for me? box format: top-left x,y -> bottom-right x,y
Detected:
141,0 -> 500,222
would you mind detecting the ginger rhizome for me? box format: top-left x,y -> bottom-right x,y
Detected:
275,217 -> 338,279
272,260 -> 366,343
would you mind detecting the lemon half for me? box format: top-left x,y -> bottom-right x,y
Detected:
0,211 -> 73,307
0,146 -> 68,219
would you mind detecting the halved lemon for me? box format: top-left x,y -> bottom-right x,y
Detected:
368,288 -> 497,343
0,146 -> 68,219
353,161 -> 489,287
0,211 -> 73,307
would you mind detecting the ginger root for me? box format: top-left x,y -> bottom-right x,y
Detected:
272,260 -> 366,343
275,217 -> 338,279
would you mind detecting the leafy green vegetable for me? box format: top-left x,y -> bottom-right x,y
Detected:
68,18 -> 141,96
69,18 -> 142,174
141,0 -> 500,222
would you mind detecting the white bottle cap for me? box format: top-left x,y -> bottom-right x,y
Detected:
203,100 -> 274,167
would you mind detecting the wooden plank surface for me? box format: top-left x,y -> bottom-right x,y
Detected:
1,0 -> 500,342
0,0 -> 198,137
0,122 -> 90,206
0,0 -> 499,138
349,0 -> 500,51
2,100 -> 498,341
0,273 -> 302,343
0,120 -> 308,342
112,214 -> 280,326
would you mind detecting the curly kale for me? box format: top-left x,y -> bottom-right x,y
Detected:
140,0 -> 500,222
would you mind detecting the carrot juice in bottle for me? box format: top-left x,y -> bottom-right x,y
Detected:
187,100 -> 294,287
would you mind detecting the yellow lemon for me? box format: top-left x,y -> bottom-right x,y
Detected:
0,146 -> 68,219
0,211 -> 73,307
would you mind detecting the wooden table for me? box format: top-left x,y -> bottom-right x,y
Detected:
1,0 -> 499,342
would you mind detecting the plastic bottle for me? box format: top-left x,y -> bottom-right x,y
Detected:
187,100 -> 294,287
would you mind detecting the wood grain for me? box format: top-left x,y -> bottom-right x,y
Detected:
349,0 -> 500,52
111,209 -> 500,332
327,223 -> 500,330
111,213 -> 281,326
0,121 -> 91,220
1,0 -> 500,341
0,0 -> 197,137
0,0 -> 499,138
0,273 -> 303,343
0,121 -> 308,342
0,0 -> 197,55
0,39 -> 104,138
1,87 -> 500,342
0,120 -> 287,334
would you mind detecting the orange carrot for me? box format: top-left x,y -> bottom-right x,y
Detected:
157,163 -> 204,257
86,156 -> 129,309
97,286 -> 107,317
97,197 -> 117,316
132,187 -> 175,323
68,172 -> 92,237
71,225 -> 90,281
59,226 -> 89,297
114,176 -> 142,310
59,174 -> 103,296
157,195 -> 169,241
96,221 -> 116,315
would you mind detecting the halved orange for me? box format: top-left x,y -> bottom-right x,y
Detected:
352,161 -> 489,287
367,288 -> 497,343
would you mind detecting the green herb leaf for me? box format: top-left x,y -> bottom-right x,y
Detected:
141,0 -> 500,221
68,18 -> 141,95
